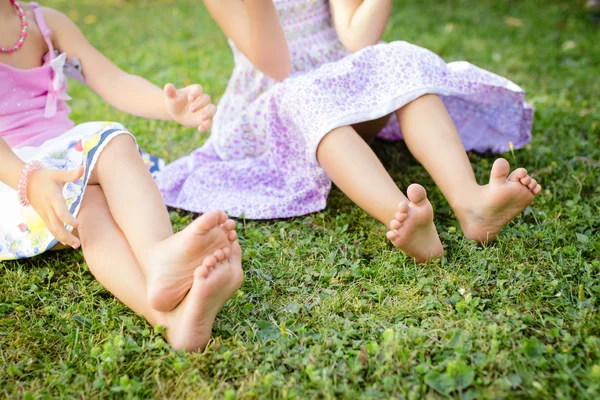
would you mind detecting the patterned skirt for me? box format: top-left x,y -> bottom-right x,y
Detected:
0,122 -> 163,261
158,41 -> 533,219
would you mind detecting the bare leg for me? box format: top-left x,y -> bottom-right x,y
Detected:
88,134 -> 237,311
77,186 -> 243,352
396,94 -> 541,243
316,126 -> 443,262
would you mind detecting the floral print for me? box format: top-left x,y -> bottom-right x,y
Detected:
157,0 -> 533,219
0,122 -> 163,261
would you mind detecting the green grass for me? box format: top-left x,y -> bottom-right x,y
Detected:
1,0 -> 599,398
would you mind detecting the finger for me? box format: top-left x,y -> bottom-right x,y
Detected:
51,167 -> 84,184
164,83 -> 178,100
54,199 -> 81,230
198,120 -> 213,133
187,84 -> 204,102
190,94 -> 211,112
47,211 -> 80,248
199,104 -> 217,119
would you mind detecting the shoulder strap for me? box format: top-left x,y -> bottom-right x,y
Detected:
29,3 -> 55,56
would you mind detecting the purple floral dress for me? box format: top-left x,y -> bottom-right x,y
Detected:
157,0 -> 533,219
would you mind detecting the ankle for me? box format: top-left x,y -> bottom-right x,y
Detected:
447,184 -> 484,213
137,247 -> 155,275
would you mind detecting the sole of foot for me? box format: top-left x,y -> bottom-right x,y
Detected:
456,158 -> 541,244
146,209 -> 237,312
164,242 -> 244,352
386,183 -> 444,263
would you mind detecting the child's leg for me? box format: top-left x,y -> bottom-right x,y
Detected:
395,94 -> 541,243
77,186 -> 243,352
87,135 -> 237,311
316,126 -> 443,262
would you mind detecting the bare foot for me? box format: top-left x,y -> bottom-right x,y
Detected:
163,242 -> 244,352
456,158 -> 542,244
145,210 -> 237,312
386,184 -> 444,262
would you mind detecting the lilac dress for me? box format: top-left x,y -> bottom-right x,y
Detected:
158,0 -> 533,219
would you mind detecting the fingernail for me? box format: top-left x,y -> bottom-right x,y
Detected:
72,240 -> 80,248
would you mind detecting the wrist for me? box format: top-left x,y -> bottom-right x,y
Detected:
17,161 -> 45,207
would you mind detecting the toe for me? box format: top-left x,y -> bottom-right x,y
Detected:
230,241 -> 242,261
217,211 -> 229,225
222,246 -> 231,258
227,230 -> 238,242
213,249 -> 226,261
406,184 -> 428,205
195,265 -> 210,279
489,158 -> 511,183
533,184 -> 542,195
527,179 -> 537,191
508,167 -> 528,182
191,210 -> 221,235
520,176 -> 531,186
390,219 -> 402,230
397,201 -> 409,213
395,211 -> 408,222
386,230 -> 398,241
203,255 -> 217,268
222,219 -> 236,232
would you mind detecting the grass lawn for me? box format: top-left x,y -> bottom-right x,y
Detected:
1,0 -> 599,398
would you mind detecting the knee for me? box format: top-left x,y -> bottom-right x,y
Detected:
91,134 -> 140,182
396,94 -> 441,117
317,126 -> 348,160
410,94 -> 440,106
103,134 -> 138,157
415,94 -> 441,105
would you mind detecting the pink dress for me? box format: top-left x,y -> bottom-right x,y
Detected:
0,3 -> 162,261
158,0 -> 533,219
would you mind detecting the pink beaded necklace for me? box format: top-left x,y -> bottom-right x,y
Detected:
1,0 -> 28,53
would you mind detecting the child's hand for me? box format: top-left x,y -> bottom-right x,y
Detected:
164,83 -> 216,132
27,167 -> 84,249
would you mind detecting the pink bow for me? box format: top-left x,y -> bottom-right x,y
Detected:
44,53 -> 72,118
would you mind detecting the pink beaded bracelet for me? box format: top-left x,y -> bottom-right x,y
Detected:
17,160 -> 44,207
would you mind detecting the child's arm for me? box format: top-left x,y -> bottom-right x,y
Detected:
43,8 -> 215,132
330,0 -> 393,53
0,139 -> 82,248
0,139 -> 25,190
204,0 -> 291,80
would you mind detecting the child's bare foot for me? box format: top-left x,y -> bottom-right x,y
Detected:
386,184 -> 444,262
145,210 -> 237,312
456,158 -> 541,244
163,242 -> 244,352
